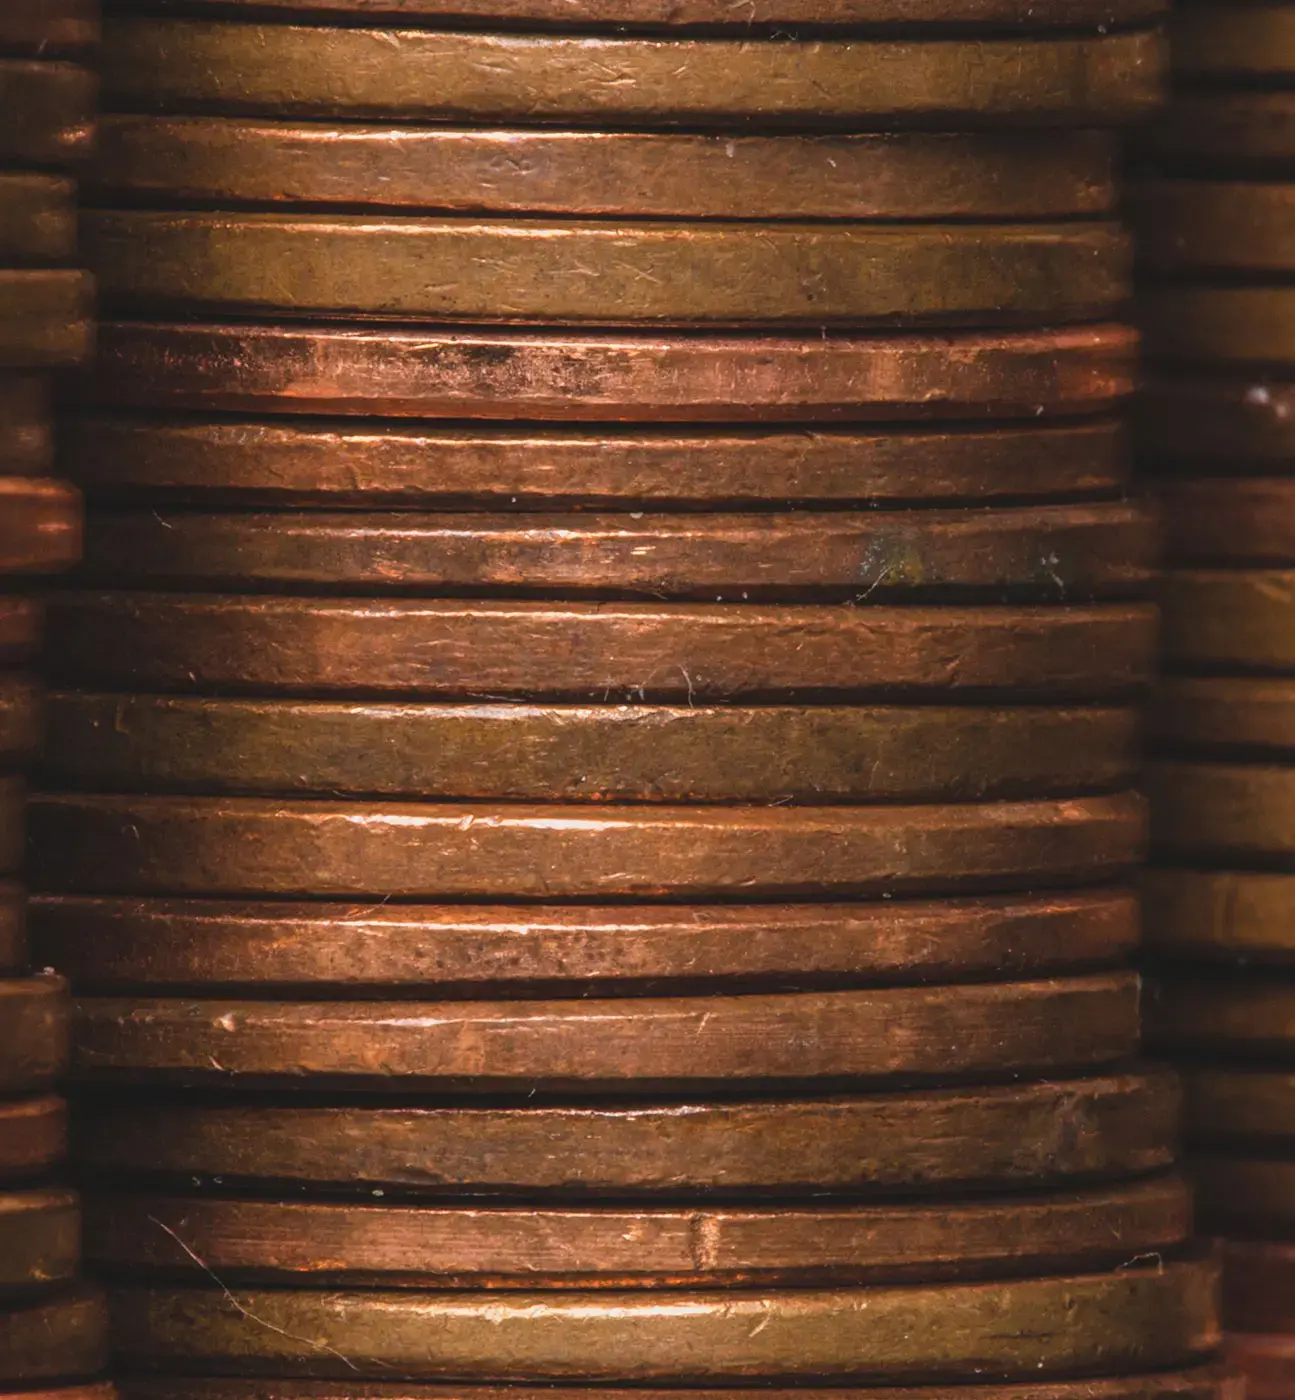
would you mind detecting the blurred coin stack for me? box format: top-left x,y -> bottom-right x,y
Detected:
1136,4 -> 1295,1397
0,4 -> 108,1400
29,0 -> 1226,1398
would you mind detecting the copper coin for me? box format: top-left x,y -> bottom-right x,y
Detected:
101,21 -> 1163,125
1160,570 -> 1295,673
1140,375 -> 1295,469
67,975 -> 1139,1090
1143,289 -> 1295,371
0,480 -> 79,575
1191,1155 -> 1295,1231
0,676 -> 41,764
1144,870 -> 1295,964
1148,976 -> 1295,1060
1222,1240 -> 1295,1334
0,976 -> 68,1093
0,1188 -> 79,1292
1161,480 -> 1295,566
0,1286 -> 108,1384
103,1259 -> 1218,1381
87,214 -> 1130,329
30,791 -> 1146,900
0,60 -> 94,167
1147,761 -> 1295,864
1224,1335 -> 1295,1400
0,882 -> 25,975
0,1096 -> 65,1182
0,0 -> 97,54
74,503 -> 1155,599
0,1386 -> 114,1400
1182,1068 -> 1295,1145
1154,678 -> 1295,755
0,176 -> 76,266
61,416 -> 1132,508
0,599 -> 42,666
95,121 -> 1119,221
0,272 -> 93,370
44,595 -> 1158,699
1145,93 -> 1295,174
83,1176 -> 1191,1288
1139,183 -> 1295,277
0,374 -> 52,478
0,776 -> 23,876
30,888 -> 1140,995
42,695 -> 1140,804
69,1069 -> 1181,1195
82,321 -> 1139,423
1171,2 -> 1295,80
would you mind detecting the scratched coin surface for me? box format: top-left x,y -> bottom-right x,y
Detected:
1182,1067 -> 1295,1145
1153,678 -> 1295,755
1147,977 -> 1295,1060
1160,571 -> 1295,672
1160,480 -> 1295,565
0,271 -> 93,370
0,59 -> 95,166
1139,182 -> 1295,276
0,976 -> 68,1094
1144,870 -> 1295,963
1143,289 -> 1295,369
0,1188 -> 79,1292
0,479 -> 79,575
0,1286 -> 108,1384
0,175 -> 76,265
1140,376 -> 1295,468
1191,1155 -> 1295,1231
0,0 -> 98,53
1147,761 -> 1295,863
1221,1240 -> 1295,1334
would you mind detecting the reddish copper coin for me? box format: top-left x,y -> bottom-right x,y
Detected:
1144,93 -> 1295,174
0,882 -> 25,975
1224,1335 -> 1295,1400
0,59 -> 94,167
1154,678 -> 1295,755
29,791 -> 1146,900
1160,571 -> 1295,673
0,0 -> 97,54
1222,1240 -> 1295,1334
68,974 -> 1139,1091
0,1096 -> 66,1182
0,374 -> 52,478
0,1386 -> 115,1400
1140,375 -> 1295,470
1143,288 -> 1295,371
82,322 -> 1139,423
1161,479 -> 1295,565
0,599 -> 42,666
1182,1068 -> 1295,1145
1139,182 -> 1295,277
0,675 -> 41,764
84,1176 -> 1191,1288
0,175 -> 76,266
0,976 -> 68,1093
0,272 -> 93,371
0,1285 -> 108,1384
1147,761 -> 1295,864
0,1188 -> 79,1292
1148,976 -> 1295,1060
0,479 -> 79,575
44,595 -> 1158,700
69,1068 -> 1182,1195
1192,1155 -> 1295,1231
1143,870 -> 1295,964
0,776 -> 23,876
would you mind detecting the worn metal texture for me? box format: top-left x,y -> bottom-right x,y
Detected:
0,375 -> 52,477
0,883 -> 25,975
0,272 -> 93,369
0,599 -> 43,666
1221,1240 -> 1295,1333
0,480 -> 79,575
0,976 -> 68,1093
0,0 -> 98,53
1182,1067 -> 1295,1145
1147,761 -> 1295,863
0,1286 -> 108,1384
0,1097 -> 65,1182
1144,870 -> 1295,964
1144,289 -> 1295,369
0,59 -> 95,166
0,1189 -> 79,1292
1171,2 -> 1295,79
1160,571 -> 1295,672
1145,93 -> 1295,174
0,176 -> 76,265
1140,376 -> 1295,468
1154,677 -> 1295,754
1147,976 -> 1295,1059
1225,1334 -> 1295,1400
1160,480 -> 1295,565
0,677 -> 41,764
1192,1155 -> 1295,1231
0,777 -> 23,876
1138,182 -> 1295,276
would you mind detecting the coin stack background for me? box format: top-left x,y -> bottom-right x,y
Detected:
1136,4 -> 1295,1397
28,0 -> 1225,1397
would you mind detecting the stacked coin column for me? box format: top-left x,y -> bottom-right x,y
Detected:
0,4 -> 111,1400
1136,5 -> 1295,1397
30,4 -> 1225,1399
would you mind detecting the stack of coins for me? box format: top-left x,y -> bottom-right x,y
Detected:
0,6 -> 108,1400
30,1 -> 1226,1397
1136,5 -> 1295,1396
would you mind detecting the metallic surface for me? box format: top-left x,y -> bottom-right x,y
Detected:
0,883 -> 25,974
1148,976 -> 1295,1058
1172,2 -> 1295,79
1145,92 -> 1295,172
1143,288 -> 1295,369
83,322 -> 1139,422
0,599 -> 43,666
1140,376 -> 1295,468
1154,677 -> 1295,755
0,1097 -> 65,1182
1160,479 -> 1295,565
0,374 -> 52,478
0,776 -> 23,875
0,1189 -> 79,1292
41,695 -> 1140,803
0,1286 -> 108,1384
1138,182 -> 1295,275
29,791 -> 1146,899
1144,870 -> 1295,963
44,595 -> 1158,699
0,479 -> 80,575
0,271 -> 93,370
1192,1155 -> 1295,1230
0,59 -> 95,166
1224,1334 -> 1295,1400
0,976 -> 68,1093
1221,1240 -> 1295,1333
1183,1067 -> 1295,1144
1147,761 -> 1295,862
0,175 -> 76,265
1160,571 -> 1295,672
95,121 -> 1120,220
84,1177 -> 1190,1287
0,676 -> 41,764
100,21 -> 1164,125
0,0 -> 98,53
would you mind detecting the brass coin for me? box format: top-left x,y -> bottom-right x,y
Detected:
104,1259 -> 1218,1381
75,503 -> 1155,599
0,479 -> 79,576
1222,1240 -> 1295,1335
0,1286 -> 108,1384
45,595 -> 1158,699
1172,2 -> 1295,80
29,790 -> 1145,899
1225,1334 -> 1295,1400
0,176 -> 76,266
87,213 -> 1130,329
0,675 -> 41,764
42,695 -> 1140,803
30,888 -> 1141,994
1143,870 -> 1295,964
0,1096 -> 65,1182
1192,1154 -> 1295,1231
1148,976 -> 1295,1059
0,1188 -> 79,1292
0,776 -> 23,876
1145,93 -> 1295,174
0,272 -> 93,371
1147,761 -> 1295,863
1143,288 -> 1295,370
61,416 -> 1132,508
0,598 -> 42,666
1183,1068 -> 1295,1145
1161,479 -> 1295,566
101,20 -> 1163,126
1160,570 -> 1295,672
1140,375 -> 1295,469
0,882 -> 25,975
83,321 -> 1139,423
0,975 -> 68,1094
1138,183 -> 1295,277
84,1176 -> 1191,1288
1154,677 -> 1295,755
0,0 -> 98,55
96,120 -> 1119,220
70,1069 -> 1182,1195
0,60 -> 94,167
0,374 -> 52,478
68,975 -> 1139,1090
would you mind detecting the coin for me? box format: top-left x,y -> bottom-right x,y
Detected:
0,176 -> 75,265
0,1097 -> 65,1182
0,272 -> 92,370
0,0 -> 97,54
1143,288 -> 1295,370
1224,1335 -> 1295,1400
83,322 -> 1139,422
0,676 -> 40,764
0,374 -> 52,477
101,20 -> 1163,125
0,1386 -> 114,1400
1140,376 -> 1295,469
44,595 -> 1158,699
1222,1240 -> 1295,1334
0,882 -> 24,975
0,777 -> 23,876
1172,2 -> 1295,80
1145,93 -> 1295,174
83,1176 -> 1190,1287
1148,976 -> 1295,1058
0,480 -> 79,575
1147,761 -> 1295,863
68,975 -> 1139,1090
29,791 -> 1146,899
0,976 -> 68,1094
1154,678 -> 1295,755
60,417 -> 1132,508
0,599 -> 42,665
103,1259 -> 1218,1380
1144,870 -> 1295,964
0,1286 -> 107,1384
1182,1068 -> 1295,1145
1138,183 -> 1295,276
1192,1155 -> 1295,1231
29,888 -> 1140,994
95,121 -> 1120,220
0,1189 -> 79,1292
0,60 -> 94,166
1160,570 -> 1295,672
41,695 -> 1140,803
69,1069 -> 1181,1194
74,503 -> 1155,599
1160,480 -> 1295,565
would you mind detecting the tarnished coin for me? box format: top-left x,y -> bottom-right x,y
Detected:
1145,93 -> 1295,174
29,791 -> 1145,900
1160,570 -> 1295,672
0,60 -> 94,166
41,695 -> 1140,803
0,272 -> 93,370
96,121 -> 1119,220
0,479 -> 79,575
68,975 -> 1139,1090
1182,1068 -> 1295,1145
0,1096 -> 65,1182
1144,870 -> 1295,963
0,176 -> 76,265
103,1260 -> 1218,1381
0,976 -> 68,1093
0,374 -> 52,477
1154,678 -> 1295,755
1161,479 -> 1295,565
0,777 -> 23,877
0,676 -> 41,764
0,882 -> 25,975
0,1387 -> 114,1400
1140,376 -> 1295,469
61,416 -> 1131,508
1225,1335 -> 1295,1400
101,20 -> 1163,125
1148,976 -> 1295,1059
1172,2 -> 1295,80
1222,1240 -> 1295,1334
83,322 -> 1139,423
84,1177 -> 1190,1288
1192,1154 -> 1295,1231
1143,288 -> 1295,370
30,888 -> 1140,994
0,599 -> 42,665
0,1286 -> 108,1384
1147,761 -> 1295,863
1139,183 -> 1295,277
69,1069 -> 1182,1195
0,0 -> 98,54
0,1189 -> 79,1292
44,595 -> 1158,699
75,503 -> 1155,599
